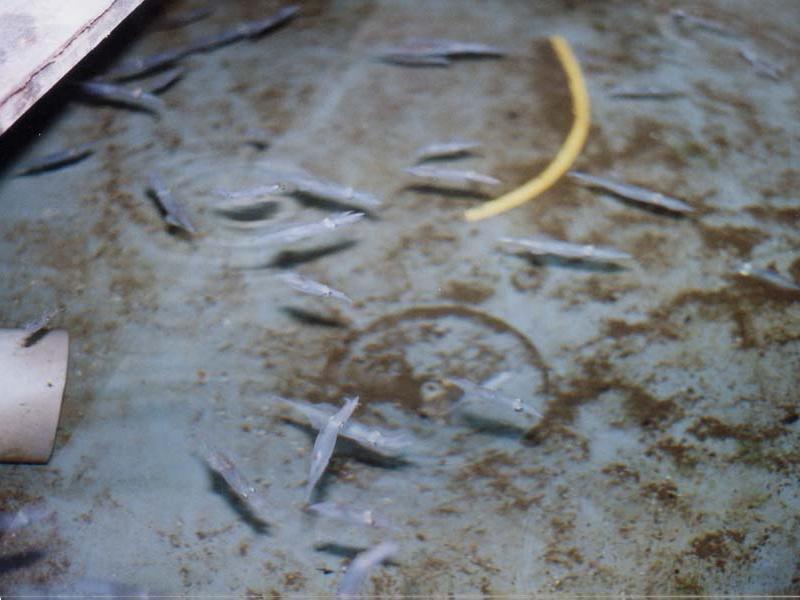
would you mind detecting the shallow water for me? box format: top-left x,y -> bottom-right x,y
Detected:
1,0 -> 798,595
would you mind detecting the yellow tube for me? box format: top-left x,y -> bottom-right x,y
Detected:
464,36 -> 590,222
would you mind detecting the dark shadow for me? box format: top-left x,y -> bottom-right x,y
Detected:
314,542 -> 366,559
146,70 -> 185,95
306,468 -> 334,505
22,327 -> 50,348
456,413 -> 527,440
609,94 -> 685,101
72,92 -> 162,118
450,54 -> 505,62
21,328 -> 51,348
724,272 -> 800,300
336,438 -> 414,469
12,149 -> 95,177
379,54 -> 503,66
0,86 -> 78,178
214,201 -> 280,222
0,550 -> 45,574
269,240 -> 357,268
281,418 -> 318,441
281,306 -> 348,328
144,189 -> 194,240
314,543 -> 400,565
246,13 -> 297,41
605,194 -> 693,219
522,423 -> 551,447
164,224 -> 195,241
206,468 -> 270,535
245,140 -> 270,151
517,253 -> 627,273
240,127 -> 272,152
403,184 -> 491,201
292,192 -> 380,216
372,57 -> 449,68
415,151 -> 479,164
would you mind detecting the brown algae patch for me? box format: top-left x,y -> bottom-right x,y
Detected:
615,116 -> 690,171
527,354 -> 678,435
648,283 -> 800,349
694,223 -> 768,258
552,275 -> 639,307
648,437 -> 700,469
791,257 -> 800,282
687,416 -> 785,443
622,387 -> 682,430
689,530 -> 746,571
526,356 -> 614,430
602,318 -> 679,342
745,205 -> 800,226
450,449 -> 544,512
601,462 -> 640,484
687,416 -> 797,473
640,480 -> 680,508
628,230 -> 674,269
438,280 -> 494,304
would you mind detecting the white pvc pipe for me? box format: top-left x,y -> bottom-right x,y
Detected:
0,329 -> 69,463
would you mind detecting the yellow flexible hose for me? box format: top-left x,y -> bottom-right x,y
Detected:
464,36 -> 590,222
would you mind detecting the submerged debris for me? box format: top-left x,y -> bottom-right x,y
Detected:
306,396 -> 359,502
14,143 -> 94,176
569,171 -> 694,214
337,541 -> 398,599
500,236 -> 633,263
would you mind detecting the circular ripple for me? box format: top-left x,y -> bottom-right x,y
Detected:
319,304 -> 549,414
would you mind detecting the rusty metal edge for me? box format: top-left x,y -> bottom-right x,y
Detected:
0,0 -> 147,135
